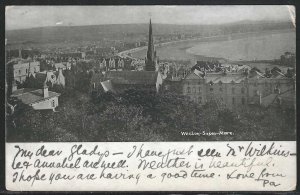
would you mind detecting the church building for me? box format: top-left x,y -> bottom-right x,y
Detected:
145,19 -> 158,71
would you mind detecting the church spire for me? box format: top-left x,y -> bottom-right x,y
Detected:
145,19 -> 156,71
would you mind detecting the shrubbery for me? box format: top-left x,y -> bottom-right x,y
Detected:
6,88 -> 296,142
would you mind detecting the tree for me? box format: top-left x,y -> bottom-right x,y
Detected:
7,84 -> 295,142
6,100 -> 45,142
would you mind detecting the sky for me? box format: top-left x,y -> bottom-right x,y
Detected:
5,5 -> 295,30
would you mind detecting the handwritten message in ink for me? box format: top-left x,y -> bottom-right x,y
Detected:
6,142 -> 296,191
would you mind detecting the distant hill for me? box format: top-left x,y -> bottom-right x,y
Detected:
5,20 -> 294,46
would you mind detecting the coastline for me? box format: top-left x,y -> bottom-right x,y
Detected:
118,28 -> 295,61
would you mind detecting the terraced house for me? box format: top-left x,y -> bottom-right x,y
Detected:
182,67 -> 294,109
7,59 -> 40,83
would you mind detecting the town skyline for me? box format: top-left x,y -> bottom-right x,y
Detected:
5,6 -> 296,143
6,5 -> 294,30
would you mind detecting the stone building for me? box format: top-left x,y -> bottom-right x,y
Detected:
54,63 -> 67,71
7,60 -> 40,83
109,58 -> 116,69
117,59 -> 125,70
10,84 -> 60,111
181,68 -> 294,109
35,69 -> 65,88
104,71 -> 163,93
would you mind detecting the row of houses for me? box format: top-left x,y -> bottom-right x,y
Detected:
175,68 -> 295,109
7,69 -> 295,113
7,59 -> 41,84
88,65 -> 295,110
98,58 -> 125,70
7,57 -> 295,112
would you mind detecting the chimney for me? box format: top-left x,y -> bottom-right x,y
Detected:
28,62 -> 31,76
259,92 -> 262,105
43,83 -> 49,98
19,48 -> 22,59
58,68 -> 63,75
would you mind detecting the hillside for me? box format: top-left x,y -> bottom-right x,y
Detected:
5,20 -> 294,46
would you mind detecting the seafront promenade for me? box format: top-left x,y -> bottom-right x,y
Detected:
117,29 -> 294,61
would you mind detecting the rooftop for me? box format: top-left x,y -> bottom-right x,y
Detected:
11,88 -> 60,105
105,71 -> 159,85
10,60 -> 40,68
54,63 -> 66,69
205,73 -> 246,84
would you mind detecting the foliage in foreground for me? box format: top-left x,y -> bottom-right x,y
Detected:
6,88 -> 295,142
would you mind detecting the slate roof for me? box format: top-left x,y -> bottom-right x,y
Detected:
11,88 -> 60,105
9,60 -> 40,68
205,73 -> 246,84
249,70 -> 265,79
54,63 -> 66,69
270,70 -> 286,79
105,71 -> 159,85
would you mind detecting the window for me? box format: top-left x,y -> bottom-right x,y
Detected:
219,87 -> 223,92
187,87 -> 191,93
193,87 -> 196,93
241,88 -> 245,94
232,97 -> 235,105
198,96 -> 202,104
242,97 -> 245,105
198,87 -> 201,93
19,70 -> 21,75
93,83 -> 96,89
232,88 -> 235,94
51,100 -> 55,107
26,69 -> 28,73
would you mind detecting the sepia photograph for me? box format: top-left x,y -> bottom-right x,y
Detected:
5,5 -> 296,142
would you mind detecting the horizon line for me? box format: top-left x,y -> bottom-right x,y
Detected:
6,18 -> 291,31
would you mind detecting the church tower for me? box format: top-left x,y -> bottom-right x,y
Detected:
145,19 -> 157,71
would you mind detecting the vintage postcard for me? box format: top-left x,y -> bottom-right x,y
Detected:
5,5 -> 296,191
